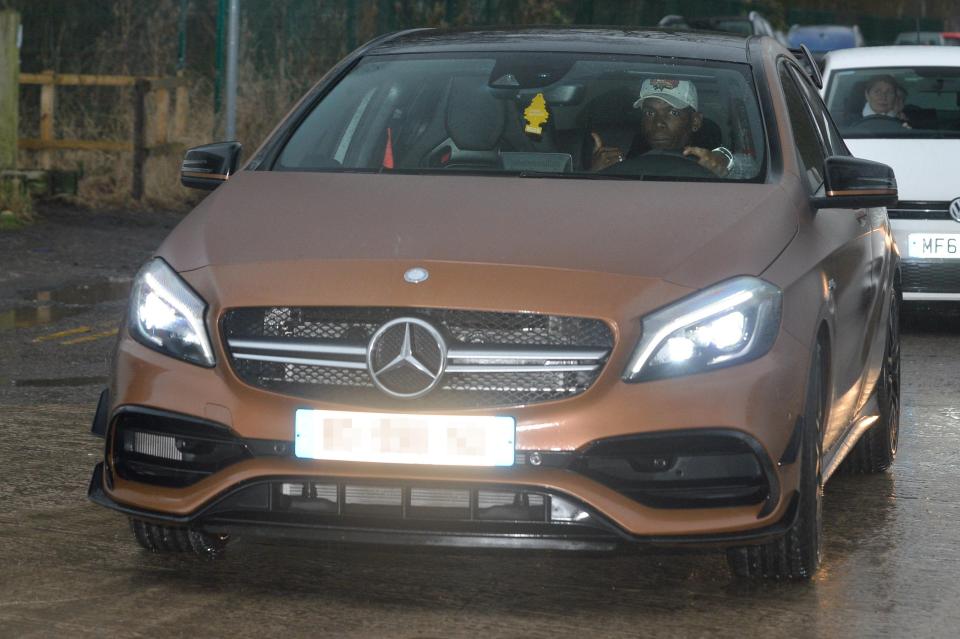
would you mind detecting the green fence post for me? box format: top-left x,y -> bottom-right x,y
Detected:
214,0 -> 226,121
575,0 -> 595,24
446,0 -> 458,26
0,10 -> 20,171
346,0 -> 357,51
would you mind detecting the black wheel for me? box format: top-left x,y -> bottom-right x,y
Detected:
726,341 -> 825,580
129,518 -> 190,553
840,291 -> 901,474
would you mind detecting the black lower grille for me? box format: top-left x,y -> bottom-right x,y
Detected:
573,430 -> 773,509
113,410 -> 252,488
199,479 -> 618,540
902,260 -> 960,293
222,307 -> 613,409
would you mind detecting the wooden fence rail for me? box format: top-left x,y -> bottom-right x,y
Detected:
17,70 -> 190,199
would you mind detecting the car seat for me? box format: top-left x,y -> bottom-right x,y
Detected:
434,77 -> 506,169
571,87 -> 641,169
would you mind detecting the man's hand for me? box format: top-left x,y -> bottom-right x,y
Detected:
590,132 -> 624,172
682,146 -> 730,177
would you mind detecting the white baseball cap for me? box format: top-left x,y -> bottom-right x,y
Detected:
633,78 -> 699,111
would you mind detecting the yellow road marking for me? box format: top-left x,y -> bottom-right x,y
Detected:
61,328 -> 118,345
32,326 -> 92,343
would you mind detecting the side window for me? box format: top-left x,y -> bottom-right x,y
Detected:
778,62 -> 827,192
788,65 -> 848,156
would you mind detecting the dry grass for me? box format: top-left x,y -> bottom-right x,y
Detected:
0,176 -> 34,228
15,87 -> 250,212
16,55 -> 311,212
10,0 -> 574,213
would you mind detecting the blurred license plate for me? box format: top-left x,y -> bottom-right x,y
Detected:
294,409 -> 515,466
908,233 -> 960,259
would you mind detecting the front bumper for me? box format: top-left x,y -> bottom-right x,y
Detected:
91,393 -> 803,550
94,258 -> 813,544
88,462 -> 799,552
891,219 -> 960,300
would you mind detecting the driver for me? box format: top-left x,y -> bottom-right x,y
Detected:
590,78 -> 735,176
862,75 -> 906,120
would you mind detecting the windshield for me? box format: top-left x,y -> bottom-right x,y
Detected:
825,66 -> 960,138
275,52 -> 767,182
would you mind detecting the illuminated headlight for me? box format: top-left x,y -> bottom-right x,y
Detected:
128,258 -> 215,367
623,277 -> 781,382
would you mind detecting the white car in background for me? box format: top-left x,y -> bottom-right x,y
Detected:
822,46 -> 960,301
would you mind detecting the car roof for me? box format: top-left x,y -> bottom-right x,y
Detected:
368,27 -> 754,63
825,45 -> 960,68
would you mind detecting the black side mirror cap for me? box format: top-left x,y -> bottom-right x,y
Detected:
811,155 -> 898,210
181,142 -> 242,191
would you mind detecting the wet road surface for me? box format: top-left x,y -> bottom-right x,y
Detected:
2,211 -> 960,637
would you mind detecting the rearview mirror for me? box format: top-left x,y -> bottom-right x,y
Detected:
812,156 -> 897,210
180,142 -> 242,191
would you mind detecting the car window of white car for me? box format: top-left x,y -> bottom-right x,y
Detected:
778,61 -> 827,193
788,64 -> 850,157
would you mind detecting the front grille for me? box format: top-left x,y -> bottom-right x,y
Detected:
902,260 -> 960,293
887,201 -> 955,220
222,307 -> 614,409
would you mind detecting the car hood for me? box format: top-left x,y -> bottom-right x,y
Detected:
160,171 -> 795,289
845,138 -> 960,201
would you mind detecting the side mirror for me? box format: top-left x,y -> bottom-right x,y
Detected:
180,142 -> 242,191
812,155 -> 898,210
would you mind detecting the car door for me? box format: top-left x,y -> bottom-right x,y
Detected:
790,64 -> 891,409
778,60 -> 875,451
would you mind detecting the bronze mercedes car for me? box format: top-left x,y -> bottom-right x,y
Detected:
89,28 -> 901,580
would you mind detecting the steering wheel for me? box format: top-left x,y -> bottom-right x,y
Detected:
603,149 -> 716,179
846,114 -> 907,132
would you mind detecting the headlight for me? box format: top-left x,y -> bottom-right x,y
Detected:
128,258 -> 215,367
623,277 -> 781,382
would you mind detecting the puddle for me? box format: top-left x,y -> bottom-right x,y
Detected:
20,279 -> 131,306
11,376 -> 108,388
0,278 -> 131,331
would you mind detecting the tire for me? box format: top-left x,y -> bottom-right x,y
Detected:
129,518 -> 230,559
187,529 -> 231,560
840,290 -> 901,474
129,518 -> 190,553
726,341 -> 825,581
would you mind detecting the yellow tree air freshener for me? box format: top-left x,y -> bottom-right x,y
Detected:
523,93 -> 549,136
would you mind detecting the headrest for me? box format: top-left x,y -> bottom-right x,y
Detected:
692,117 -> 722,150
582,88 -> 642,127
445,77 -> 506,151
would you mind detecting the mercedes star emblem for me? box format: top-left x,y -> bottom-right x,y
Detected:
950,198 -> 960,223
366,317 -> 447,398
